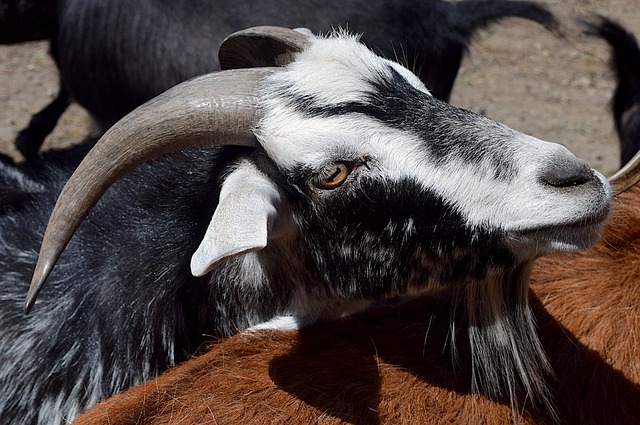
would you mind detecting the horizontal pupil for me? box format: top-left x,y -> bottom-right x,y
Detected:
327,167 -> 342,182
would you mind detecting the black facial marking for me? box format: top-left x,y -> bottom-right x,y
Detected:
284,170 -> 515,299
274,66 -> 518,181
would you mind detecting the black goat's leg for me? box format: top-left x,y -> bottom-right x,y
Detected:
15,86 -> 70,160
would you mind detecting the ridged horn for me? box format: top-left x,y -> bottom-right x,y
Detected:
219,26 -> 312,70
608,148 -> 640,195
25,67 -> 277,313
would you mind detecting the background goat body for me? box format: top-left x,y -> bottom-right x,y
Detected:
4,0 -> 557,158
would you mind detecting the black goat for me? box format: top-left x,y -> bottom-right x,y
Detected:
584,15 -> 640,167
13,0 -> 558,159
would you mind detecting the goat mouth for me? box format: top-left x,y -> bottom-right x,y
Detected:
545,203 -> 609,230
510,203 -> 610,253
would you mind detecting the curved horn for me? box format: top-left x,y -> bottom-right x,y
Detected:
25,67 -> 277,313
219,26 -> 312,70
608,148 -> 640,195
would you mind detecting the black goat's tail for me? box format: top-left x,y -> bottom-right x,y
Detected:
583,15 -> 640,89
454,0 -> 559,39
583,15 -> 640,167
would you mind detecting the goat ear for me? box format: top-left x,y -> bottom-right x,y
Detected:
190,164 -> 284,276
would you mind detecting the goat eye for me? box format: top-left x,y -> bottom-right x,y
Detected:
316,163 -> 351,189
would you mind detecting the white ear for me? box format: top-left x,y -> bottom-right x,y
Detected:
190,162 -> 284,277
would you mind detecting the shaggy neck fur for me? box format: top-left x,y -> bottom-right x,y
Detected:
457,263 -> 557,423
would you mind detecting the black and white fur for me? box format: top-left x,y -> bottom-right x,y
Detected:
1,32 -> 608,423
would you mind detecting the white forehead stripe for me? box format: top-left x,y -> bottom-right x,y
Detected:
256,32 -> 429,168
263,32 -> 429,108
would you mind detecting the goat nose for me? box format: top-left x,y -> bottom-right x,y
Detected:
540,158 -> 593,188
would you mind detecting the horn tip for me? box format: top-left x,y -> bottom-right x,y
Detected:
24,260 -> 54,314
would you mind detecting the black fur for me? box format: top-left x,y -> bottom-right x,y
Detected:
0,143 -> 243,422
287,172 -> 515,298
0,0 -> 56,43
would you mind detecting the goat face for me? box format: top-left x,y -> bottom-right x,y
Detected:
243,34 -> 610,299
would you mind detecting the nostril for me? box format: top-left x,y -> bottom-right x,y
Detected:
541,160 -> 593,188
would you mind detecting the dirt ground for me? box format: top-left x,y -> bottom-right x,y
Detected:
0,0 -> 639,176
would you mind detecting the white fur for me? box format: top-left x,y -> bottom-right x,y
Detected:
248,315 -> 300,331
191,161 -> 284,276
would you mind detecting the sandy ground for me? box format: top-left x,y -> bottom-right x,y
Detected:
0,0 -> 639,176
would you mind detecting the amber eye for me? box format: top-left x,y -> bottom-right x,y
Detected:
316,163 -> 350,189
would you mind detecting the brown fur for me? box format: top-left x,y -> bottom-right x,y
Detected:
74,188 -> 640,425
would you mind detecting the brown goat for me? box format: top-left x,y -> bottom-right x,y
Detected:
74,185 -> 640,424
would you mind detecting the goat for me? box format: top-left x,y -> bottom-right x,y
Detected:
583,15 -> 640,167
2,27 -> 609,424
73,179 -> 640,425
14,0 -> 558,159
